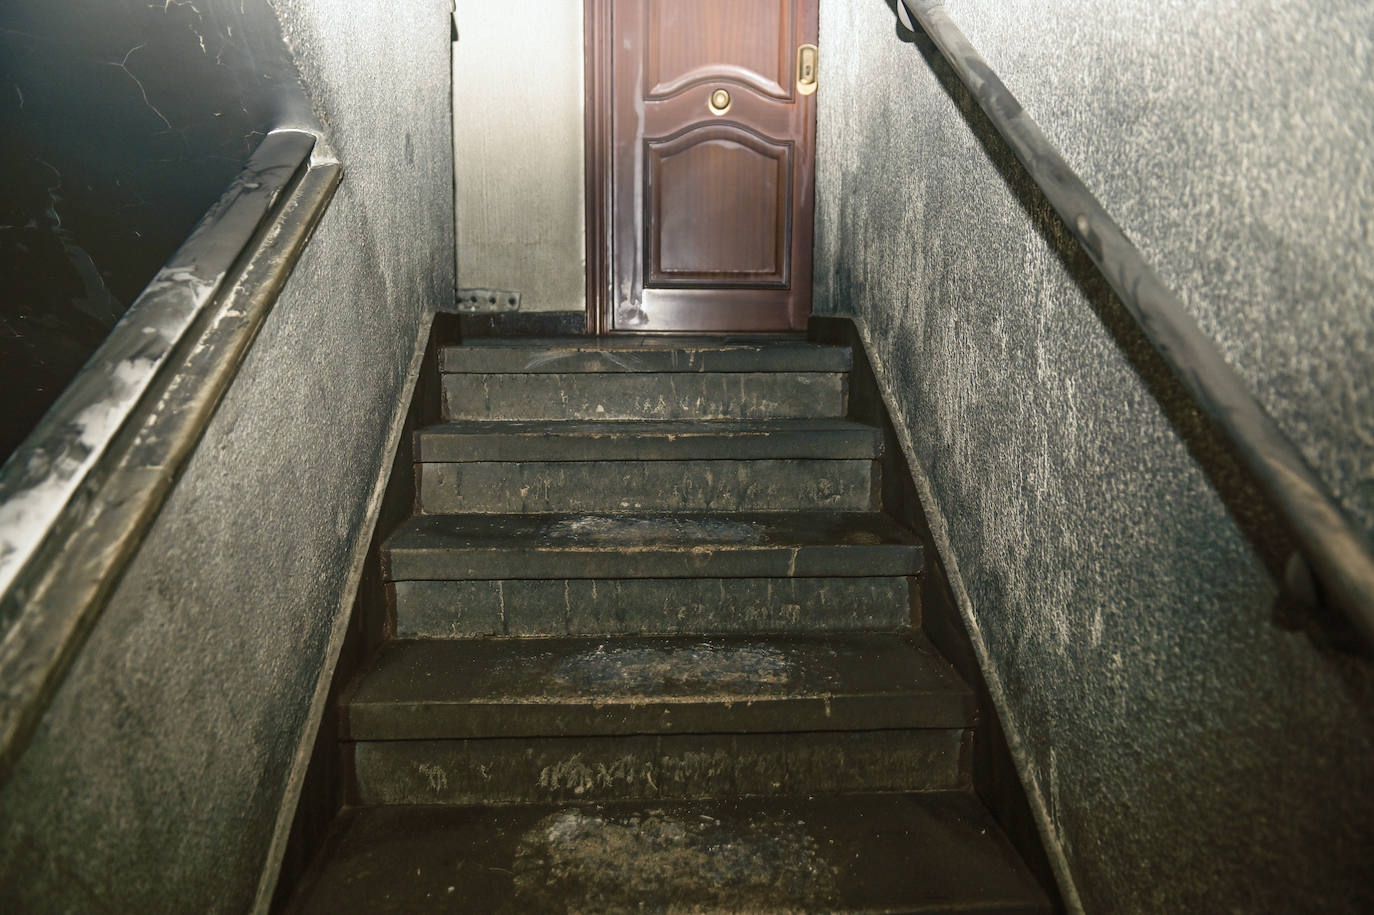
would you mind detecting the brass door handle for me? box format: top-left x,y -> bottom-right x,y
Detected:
797,44 -> 818,95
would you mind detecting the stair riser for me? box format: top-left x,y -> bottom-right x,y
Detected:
388,545 -> 921,581
394,577 -> 913,637
349,730 -> 969,805
441,344 -> 853,374
415,420 -> 883,463
385,512 -> 924,580
418,460 -> 877,514
348,694 -> 971,740
442,372 -> 848,421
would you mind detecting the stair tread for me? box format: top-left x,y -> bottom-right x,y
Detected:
441,337 -> 851,373
344,632 -> 973,739
290,793 -> 1051,914
384,511 -> 923,580
442,370 -> 848,421
416,418 -> 883,461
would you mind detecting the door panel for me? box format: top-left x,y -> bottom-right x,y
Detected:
605,0 -> 818,332
645,0 -> 792,99
647,125 -> 792,285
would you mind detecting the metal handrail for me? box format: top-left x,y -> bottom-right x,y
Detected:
0,128 -> 342,782
896,0 -> 1374,651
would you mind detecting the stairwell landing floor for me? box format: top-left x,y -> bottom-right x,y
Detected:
290,793 -> 1048,914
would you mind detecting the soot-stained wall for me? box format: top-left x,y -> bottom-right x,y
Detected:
0,0 -> 455,911
0,0 -> 313,463
815,1 -> 1373,911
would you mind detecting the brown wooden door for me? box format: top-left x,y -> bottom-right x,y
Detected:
593,0 -> 819,332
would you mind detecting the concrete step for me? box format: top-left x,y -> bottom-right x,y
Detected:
414,418 -> 883,462
415,419 -> 882,514
394,576 -> 913,638
442,371 -> 848,421
349,729 -> 969,806
419,458 -> 876,513
342,633 -> 974,741
441,337 -> 852,374
288,794 -> 1052,914
383,511 -> 923,581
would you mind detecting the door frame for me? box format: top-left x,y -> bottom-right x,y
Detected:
583,0 -> 817,335
583,0 -> 614,334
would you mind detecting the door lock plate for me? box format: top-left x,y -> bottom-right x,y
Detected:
797,44 -> 818,95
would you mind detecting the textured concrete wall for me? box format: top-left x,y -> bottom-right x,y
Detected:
452,0 -> 586,313
0,0 -> 454,911
815,1 -> 1374,911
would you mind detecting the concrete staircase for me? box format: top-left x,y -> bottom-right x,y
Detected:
288,337 -> 1051,913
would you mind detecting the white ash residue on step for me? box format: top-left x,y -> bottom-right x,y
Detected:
536,750 -> 736,798
538,753 -> 660,797
543,515 -> 762,545
550,642 -> 795,696
417,762 -> 448,793
512,807 -> 839,912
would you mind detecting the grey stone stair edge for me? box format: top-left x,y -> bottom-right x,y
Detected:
386,545 -> 920,581
382,511 -> 924,581
414,418 -> 883,462
347,729 -> 971,806
342,632 -> 974,741
393,576 -> 913,638
440,340 -> 853,374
